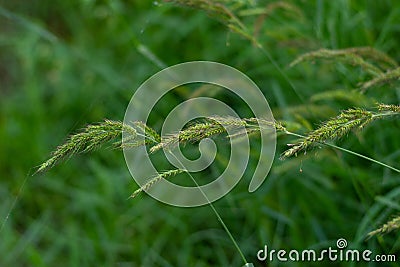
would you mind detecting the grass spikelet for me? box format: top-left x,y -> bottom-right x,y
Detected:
281,108 -> 374,159
166,0 -> 243,28
119,122 -> 160,149
245,117 -> 287,132
339,47 -> 397,69
225,118 -> 285,139
378,103 -> 400,113
368,216 -> 400,237
134,121 -> 161,143
360,67 -> 400,92
211,116 -> 252,139
289,48 -> 384,76
150,121 -> 226,153
165,0 -> 258,45
150,116 -> 250,153
208,115 -> 247,127
130,169 -> 187,198
36,120 -> 136,173
281,105 -> 400,159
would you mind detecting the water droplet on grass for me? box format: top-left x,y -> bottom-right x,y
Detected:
140,19 -> 149,34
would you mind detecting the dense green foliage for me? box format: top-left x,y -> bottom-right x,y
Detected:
1,1 -> 400,266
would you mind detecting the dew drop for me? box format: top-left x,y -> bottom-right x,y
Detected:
140,19 -> 149,34
226,32 -> 231,46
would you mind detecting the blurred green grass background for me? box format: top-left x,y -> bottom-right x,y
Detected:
0,0 -> 399,266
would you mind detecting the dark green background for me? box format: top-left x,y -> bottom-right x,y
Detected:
0,1 -> 399,266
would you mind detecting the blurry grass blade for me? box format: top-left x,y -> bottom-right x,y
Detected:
239,2 -> 303,18
247,1 -> 304,39
0,6 -> 57,42
310,89 -> 373,106
274,104 -> 335,119
137,44 -> 167,69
